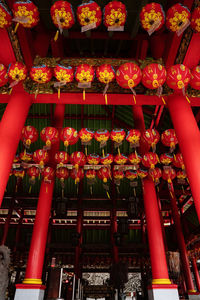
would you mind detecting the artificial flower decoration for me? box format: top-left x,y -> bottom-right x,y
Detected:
190,66 -> 200,90
21,125 -> 38,148
166,3 -> 191,36
114,153 -> 128,165
87,153 -> 100,165
60,127 -> 79,149
140,2 -> 165,35
161,129 -> 178,152
96,64 -> 115,105
75,64 -> 95,100
142,129 -> 160,152
8,62 -> 27,88
126,129 -> 141,148
166,64 -> 191,93
40,127 -> 59,149
104,1 -> 126,30
0,1 -> 12,29
160,153 -> 173,165
55,151 -> 69,167
51,1 -> 75,41
191,7 -> 200,33
100,153 -> 113,165
53,64 -> 74,98
77,1 -> 102,31
0,64 -> 8,87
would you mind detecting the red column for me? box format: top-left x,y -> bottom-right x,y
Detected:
192,257 -> 200,292
168,94 -> 200,223
0,90 -> 32,206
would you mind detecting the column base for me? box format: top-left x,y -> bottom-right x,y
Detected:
148,284 -> 179,300
188,291 -> 200,300
14,284 -> 46,300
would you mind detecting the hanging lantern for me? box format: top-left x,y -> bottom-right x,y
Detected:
0,1 -> 12,29
113,170 -> 124,181
13,168 -> 25,192
51,1 -> 75,41
33,149 -> 49,168
100,153 -> 113,165
161,129 -> 178,152
137,168 -> 148,179
128,153 -> 141,166
166,64 -> 191,93
70,151 -> 86,169
190,66 -> 200,90
40,127 -> 59,149
79,128 -> 94,155
97,167 -> 111,183
55,151 -> 69,167
149,167 -> 162,184
166,3 -> 191,36
160,153 -> 173,165
125,170 -> 137,181
96,64 -> 115,105
104,1 -> 127,30
70,168 -> 84,184
116,63 -> 142,103
19,150 -> 32,163
60,127 -> 79,150
191,7 -> 200,33
26,166 -> 40,192
42,166 -> 54,183
56,167 -> 69,188
173,153 -> 185,170
140,2 -> 165,35
162,167 -> 176,183
114,153 -> 128,165
87,153 -> 100,165
30,65 -> 52,84
53,64 -> 74,98
12,0 -> 39,33
126,129 -> 141,148
8,62 -> 27,88
77,1 -> 102,31
0,64 -> 8,87
177,170 -> 187,185
21,125 -> 38,148
86,169 -> 96,180
142,129 -> 160,152
75,64 -> 95,101
142,152 -> 159,169
110,128 -> 126,154
94,129 -> 110,156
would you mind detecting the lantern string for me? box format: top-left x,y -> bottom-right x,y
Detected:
186,96 -> 190,104
161,97 -> 166,105
117,147 -> 120,156
14,22 -> 19,33
85,146 -> 87,156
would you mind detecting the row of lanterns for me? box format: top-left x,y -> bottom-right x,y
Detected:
0,1 -> 199,37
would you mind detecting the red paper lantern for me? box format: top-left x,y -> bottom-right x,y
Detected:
142,129 -> 160,151
30,65 -> 52,84
166,3 -> 191,34
13,0 -> 39,31
149,167 -> 162,183
94,129 -> 110,151
137,168 -> 148,179
70,168 -> 84,184
126,129 -> 141,147
177,170 -> 187,180
19,151 -> 32,163
161,129 -> 178,152
42,166 -> 54,183
40,127 -> 59,148
85,169 -> 96,180
142,152 -> 159,169
13,168 -> 25,179
140,2 -> 165,34
0,2 -> 12,28
142,63 -> 166,89
191,7 -> 200,33
54,64 -> 74,98
75,64 -> 95,82
100,153 -> 113,165
0,64 -> 8,87
55,151 -> 69,166
160,153 -> 173,165
96,64 -> 115,105
104,1 -> 127,28
60,127 -> 79,148
79,128 -> 94,143
8,62 -> 27,82
125,170 -> 137,181
162,167 -> 176,183
113,170 -> 124,181
27,166 -> 40,182
21,125 -> 38,147
114,154 -> 128,165
190,66 -> 200,90
110,128 -> 126,144
166,64 -> 191,91
173,153 -> 185,169
33,149 -> 49,168
128,153 -> 141,165
56,167 -> 69,182
70,151 -> 86,169
97,167 -> 111,183
77,1 -> 102,28
87,154 -> 100,165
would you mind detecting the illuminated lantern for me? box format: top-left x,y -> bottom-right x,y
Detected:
30,65 -> 52,84
42,166 -> 54,183
96,64 -> 115,105
160,153 -> 173,165
51,1 -> 75,41
94,129 -> 110,156
113,170 -> 124,181
55,151 -> 69,167
142,129 -> 160,152
137,168 -> 148,179
116,63 -> 142,103
13,167 -> 25,192
56,167 -> 69,187
173,153 -> 185,170
86,169 -> 96,180
104,1 -> 127,30
70,168 -> 84,184
114,154 -> 128,165
177,170 -> 187,185
191,7 -> 200,33
128,153 -> 141,166
12,0 -> 39,32
149,167 -> 162,184
77,1 -> 102,30
53,64 -> 74,98
75,64 -> 95,101
110,128 -> 126,154
161,129 -> 178,152
190,66 -> 200,90
0,64 -> 8,87
126,129 -> 141,148
79,128 -> 94,155
21,125 -> 38,148
140,2 -> 165,35
142,152 -> 159,169
100,153 -> 113,165
87,153 -> 100,165
19,150 -> 32,163
33,149 -> 49,168
40,127 -> 59,149
166,64 -> 191,92
27,166 -> 40,192
60,127 -> 79,149
166,3 -> 191,35
162,167 -> 176,183
8,62 -> 27,88
70,151 -> 86,169
97,167 -> 111,183
125,170 -> 137,181
0,2 -> 12,29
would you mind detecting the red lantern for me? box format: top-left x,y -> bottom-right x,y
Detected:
51,1 -> 75,41
142,129 -> 160,152
56,167 -> 69,186
77,1 -> 102,30
70,168 -> 84,184
128,153 -> 141,165
79,128 -> 94,144
97,167 -> 111,183
142,152 -> 159,169
104,1 -> 127,29
60,127 -> 79,149
191,7 -> 200,33
30,65 -> 52,84
125,170 -> 137,181
13,168 -> 25,179
86,169 -> 96,179
75,64 -> 95,101
70,151 -> 86,169
140,2 -> 165,35
113,170 -> 124,181
27,166 -> 40,187
166,64 -> 191,91
126,129 -> 141,148
87,154 -> 100,165
94,129 -> 110,156
19,150 -> 32,163
96,64 -> 115,105
40,127 -> 59,149
54,64 -> 74,98
177,170 -> 187,180
173,153 -> 185,169
162,167 -> 176,183
160,153 -> 173,165
21,125 -> 38,148
114,154 -> 128,165
137,168 -> 148,179
0,2 -> 12,29
161,129 -> 178,152
166,3 -> 191,35
42,166 -> 54,183
33,149 -> 49,168
55,151 -> 69,167
0,64 -> 8,87
8,62 -> 27,87
190,66 -> 200,90
110,128 -> 126,144
142,64 -> 166,92
149,167 -> 162,183
100,153 -> 113,165
12,0 -> 39,32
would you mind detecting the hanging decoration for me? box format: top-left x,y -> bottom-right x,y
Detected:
142,129 -> 160,152
0,64 -> 8,87
75,64 -> 95,101
162,167 -> 176,183
166,3 -> 191,36
126,129 -> 141,148
55,151 -> 69,167
128,153 -> 141,168
40,127 -> 59,149
97,167 -> 111,183
87,153 -> 100,165
142,152 -> 159,169
8,62 -> 27,88
33,149 -> 49,169
26,166 -> 40,193
176,170 -> 187,185
110,128 -> 126,155
86,169 -> 96,195
160,153 -> 173,165
13,168 -> 25,192
42,166 -> 54,183
0,1 -> 12,29
116,63 -> 142,104
70,168 -> 84,184
149,167 -> 162,185
125,170 -> 137,181
12,0 -> 39,33
56,167 -> 69,188
104,1 -> 126,31
19,150 -> 32,163
190,66 -> 200,90
161,129 -> 178,152
21,125 -> 38,148
100,153 -> 113,165
113,169 -> 124,193
191,7 -> 200,33
51,1 -> 75,41
96,64 -> 115,105
94,129 -> 110,157
79,128 -> 94,155
60,127 -> 79,150
114,153 -> 128,165
53,64 -> 74,98
30,65 -> 52,98
77,1 -> 102,32
137,168 -> 148,179
140,2 -> 165,35
173,153 -> 185,170
70,151 -> 86,170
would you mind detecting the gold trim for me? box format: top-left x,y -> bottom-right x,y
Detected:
152,278 -> 171,285
23,278 -> 42,284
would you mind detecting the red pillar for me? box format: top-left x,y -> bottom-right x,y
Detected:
192,257 -> 200,292
167,94 -> 200,223
0,90 -> 32,206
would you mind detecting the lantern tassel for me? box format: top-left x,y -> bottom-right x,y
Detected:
85,146 -> 87,156
133,94 -> 136,105
133,187 -> 136,197
58,87 -> 61,99
186,96 -> 190,104
106,191 -> 110,199
9,88 -> 13,95
29,185 -> 32,194
83,89 -> 85,101
54,30 -> 59,42
117,147 -> 120,156
90,185 -> 93,195
105,94 -> 108,105
102,148 -> 105,158
161,97 -> 166,105
14,22 -> 19,33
